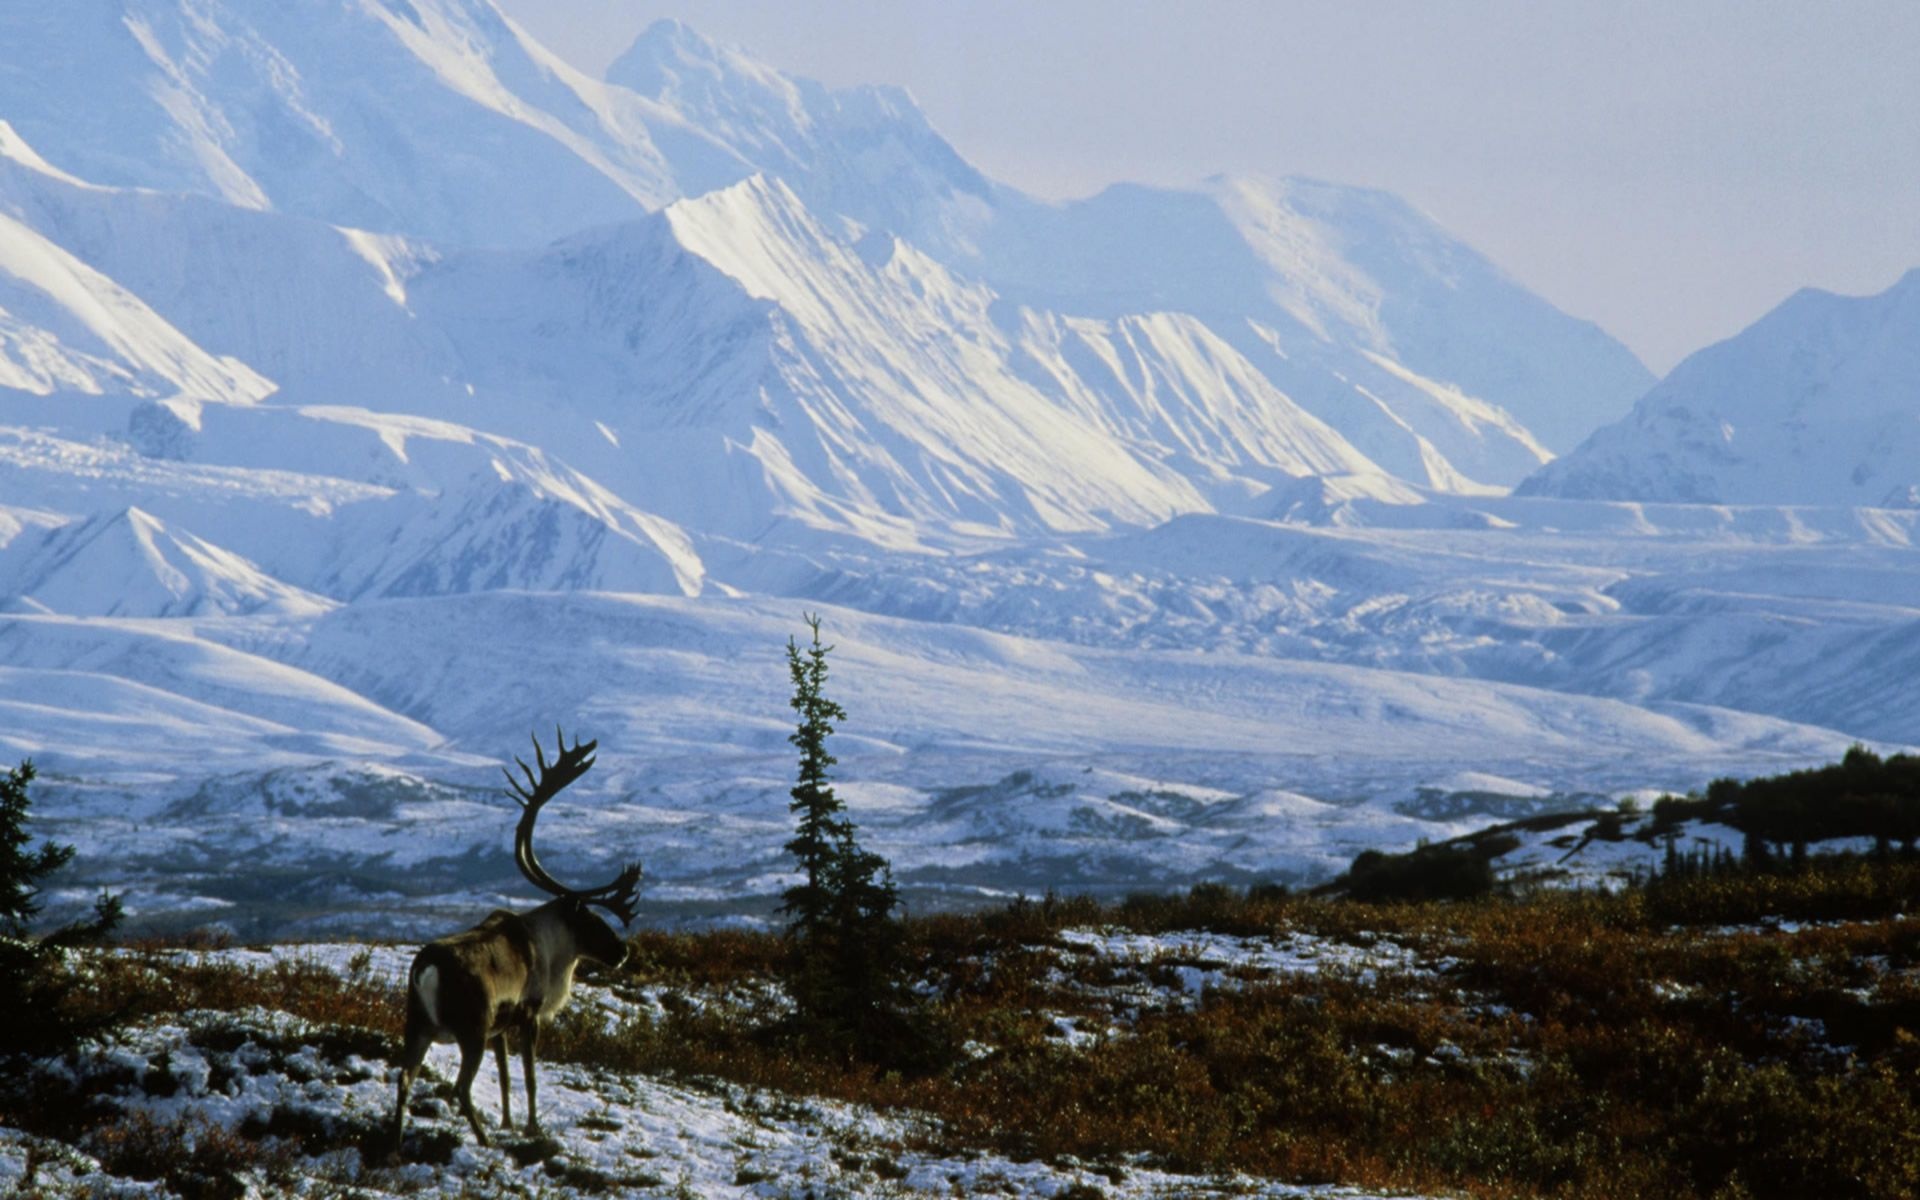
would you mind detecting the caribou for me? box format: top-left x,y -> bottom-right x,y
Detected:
391,730 -> 641,1149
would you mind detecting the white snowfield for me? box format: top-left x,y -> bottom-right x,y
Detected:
0,2 -> 1913,934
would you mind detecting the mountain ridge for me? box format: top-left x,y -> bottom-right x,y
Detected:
1520,269 -> 1920,505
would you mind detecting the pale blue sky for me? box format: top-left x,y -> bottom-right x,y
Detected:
499,0 -> 1920,374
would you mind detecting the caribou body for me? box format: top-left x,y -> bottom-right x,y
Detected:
392,732 -> 641,1149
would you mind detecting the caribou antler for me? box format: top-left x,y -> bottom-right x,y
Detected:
506,728 -> 644,925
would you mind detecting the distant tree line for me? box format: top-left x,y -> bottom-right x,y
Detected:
1332,746 -> 1920,901
1655,745 -> 1920,869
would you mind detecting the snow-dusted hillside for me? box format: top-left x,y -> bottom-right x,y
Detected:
8,581 -> 1890,938
0,127 -> 272,407
0,2 -> 1910,936
606,16 -> 995,258
1521,270 -> 1920,506
958,175 -> 1641,481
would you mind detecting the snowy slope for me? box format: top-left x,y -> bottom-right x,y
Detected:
736,496 -> 1920,747
1008,308 -> 1384,499
329,175 -> 1401,542
0,611 -> 455,777
0,134 -> 459,417
0,128 -> 272,406
985,169 -> 1645,464
0,3 -> 1649,487
1520,270 -> 1920,505
659,177 -> 1204,536
0,506 -> 331,617
606,18 -> 996,257
1210,175 -> 1646,455
0,423 -> 395,563
503,176 -> 1561,540
13,590 -> 1869,933
1,115 -> 1387,546
0,0 -> 705,246
326,463 -> 706,601
0,403 -> 705,604
965,178 -> 1584,486
0,9 -> 1627,526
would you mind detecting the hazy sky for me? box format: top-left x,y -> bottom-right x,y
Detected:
498,0 -> 1920,374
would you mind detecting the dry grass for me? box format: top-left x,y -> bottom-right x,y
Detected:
79,943 -> 402,1038
83,1110 -> 304,1200
35,859 -> 1920,1200
531,868 -> 1920,1199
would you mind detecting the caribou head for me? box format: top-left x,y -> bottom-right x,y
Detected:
506,730 -> 643,930
391,729 -> 641,1152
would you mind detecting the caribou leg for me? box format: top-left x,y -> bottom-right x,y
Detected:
519,1023 -> 542,1135
390,1028 -> 432,1152
493,1033 -> 513,1129
452,1031 -> 491,1147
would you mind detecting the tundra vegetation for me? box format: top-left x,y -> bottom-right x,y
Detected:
4,738 -> 1920,1196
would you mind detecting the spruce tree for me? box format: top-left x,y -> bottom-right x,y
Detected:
780,613 -> 852,941
0,759 -> 123,1064
776,616 -> 907,1057
1,759 -> 75,936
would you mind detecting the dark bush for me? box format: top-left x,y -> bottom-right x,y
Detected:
1344,844 -> 1496,903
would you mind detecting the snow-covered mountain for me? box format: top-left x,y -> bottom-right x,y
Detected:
0,4 -> 1651,499
956,175 -> 1646,471
0,2 -> 1909,935
0,117 -> 1391,544
606,17 -> 994,257
1520,270 -> 1920,506
0,0 -> 703,245
608,21 -> 1654,473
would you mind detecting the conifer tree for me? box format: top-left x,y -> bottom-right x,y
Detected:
780,613 -> 852,941
776,616 -> 906,1056
1,759 -> 76,936
0,759 -> 123,1064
